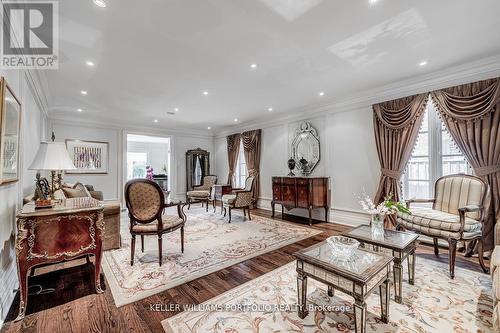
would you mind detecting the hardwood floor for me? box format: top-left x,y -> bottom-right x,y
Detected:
1,208 -> 490,333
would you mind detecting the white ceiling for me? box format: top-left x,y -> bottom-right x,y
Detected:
46,0 -> 500,132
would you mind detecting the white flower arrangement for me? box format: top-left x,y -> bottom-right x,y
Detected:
358,193 -> 410,216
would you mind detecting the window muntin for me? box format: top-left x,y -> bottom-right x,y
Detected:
403,97 -> 470,199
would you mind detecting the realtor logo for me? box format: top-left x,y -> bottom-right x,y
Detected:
1,1 -> 58,69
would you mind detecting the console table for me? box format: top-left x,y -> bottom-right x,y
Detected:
15,197 -> 105,321
271,176 -> 330,225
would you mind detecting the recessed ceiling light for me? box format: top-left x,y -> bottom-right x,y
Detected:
85,60 -> 95,67
93,0 -> 107,8
174,107 -> 179,112
154,119 -> 158,123
318,91 -> 325,96
80,90 -> 88,95
268,107 -> 273,112
369,0 -> 378,4
77,108 -> 82,112
207,126 -> 212,130
234,118 -> 238,122
203,91 -> 209,96
250,63 -> 257,69
419,60 -> 428,67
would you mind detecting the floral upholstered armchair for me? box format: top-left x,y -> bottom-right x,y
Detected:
222,176 -> 255,223
186,175 -> 217,211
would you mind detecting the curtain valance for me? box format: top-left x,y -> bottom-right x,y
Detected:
373,94 -> 429,130
431,78 -> 500,121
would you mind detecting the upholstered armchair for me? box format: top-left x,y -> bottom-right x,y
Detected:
222,176 -> 255,223
396,174 -> 490,278
186,175 -> 217,211
125,179 -> 186,266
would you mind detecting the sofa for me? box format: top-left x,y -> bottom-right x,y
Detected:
492,222 -> 500,331
25,182 -> 121,251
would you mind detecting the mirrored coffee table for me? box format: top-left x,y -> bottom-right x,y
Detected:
342,225 -> 419,304
294,241 -> 393,333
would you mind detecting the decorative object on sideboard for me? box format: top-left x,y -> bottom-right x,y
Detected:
291,122 -> 320,176
29,141 -> 77,198
299,157 -> 309,176
34,176 -> 51,209
0,77 -> 22,185
65,139 -> 109,174
287,158 -> 296,176
186,148 -> 210,192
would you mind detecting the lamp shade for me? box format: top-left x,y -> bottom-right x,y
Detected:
28,142 -> 77,171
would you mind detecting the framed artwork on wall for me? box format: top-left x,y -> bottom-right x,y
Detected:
0,77 -> 22,185
65,139 -> 109,174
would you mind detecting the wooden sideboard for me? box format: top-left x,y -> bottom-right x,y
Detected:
15,198 -> 105,321
271,176 -> 330,225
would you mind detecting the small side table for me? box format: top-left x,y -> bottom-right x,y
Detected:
294,242 -> 392,333
212,184 -> 232,213
343,225 -> 419,303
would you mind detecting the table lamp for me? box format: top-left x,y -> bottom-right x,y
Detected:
28,142 -> 76,198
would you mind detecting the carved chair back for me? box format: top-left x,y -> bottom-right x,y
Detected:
125,179 -> 165,224
196,175 -> 217,191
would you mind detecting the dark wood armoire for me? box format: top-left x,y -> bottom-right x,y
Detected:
271,176 -> 330,225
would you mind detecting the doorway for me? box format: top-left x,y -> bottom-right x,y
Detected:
125,134 -> 171,193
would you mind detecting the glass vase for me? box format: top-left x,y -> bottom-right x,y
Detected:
371,213 -> 384,228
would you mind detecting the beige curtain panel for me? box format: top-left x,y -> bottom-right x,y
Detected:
241,129 -> 262,203
373,93 -> 429,227
431,78 -> 500,251
226,133 -> 241,186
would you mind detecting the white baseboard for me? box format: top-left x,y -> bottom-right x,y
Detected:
256,197 -> 369,227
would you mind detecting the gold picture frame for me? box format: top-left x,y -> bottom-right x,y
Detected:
0,77 -> 22,185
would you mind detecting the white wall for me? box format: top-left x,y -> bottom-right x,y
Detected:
49,121 -> 215,202
0,70 -> 48,326
215,106 -> 380,226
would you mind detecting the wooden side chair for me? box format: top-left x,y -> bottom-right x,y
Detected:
222,176 -> 255,223
186,175 -> 217,211
124,179 -> 186,266
396,174 -> 490,278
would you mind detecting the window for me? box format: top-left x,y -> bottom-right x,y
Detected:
234,142 -> 247,188
403,97 -> 471,199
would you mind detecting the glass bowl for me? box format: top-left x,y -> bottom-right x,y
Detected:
326,236 -> 360,259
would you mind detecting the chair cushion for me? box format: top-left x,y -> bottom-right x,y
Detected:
222,194 -> 236,204
187,190 -> 210,198
131,214 -> 183,233
396,207 -> 482,240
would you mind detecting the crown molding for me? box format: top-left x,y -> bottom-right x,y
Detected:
24,70 -> 50,117
215,54 -> 500,138
48,116 -> 215,139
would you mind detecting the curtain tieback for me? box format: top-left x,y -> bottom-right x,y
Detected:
381,168 -> 403,179
475,164 -> 500,177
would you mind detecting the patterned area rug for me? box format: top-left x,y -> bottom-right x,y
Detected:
162,258 -> 494,333
102,207 -> 320,307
